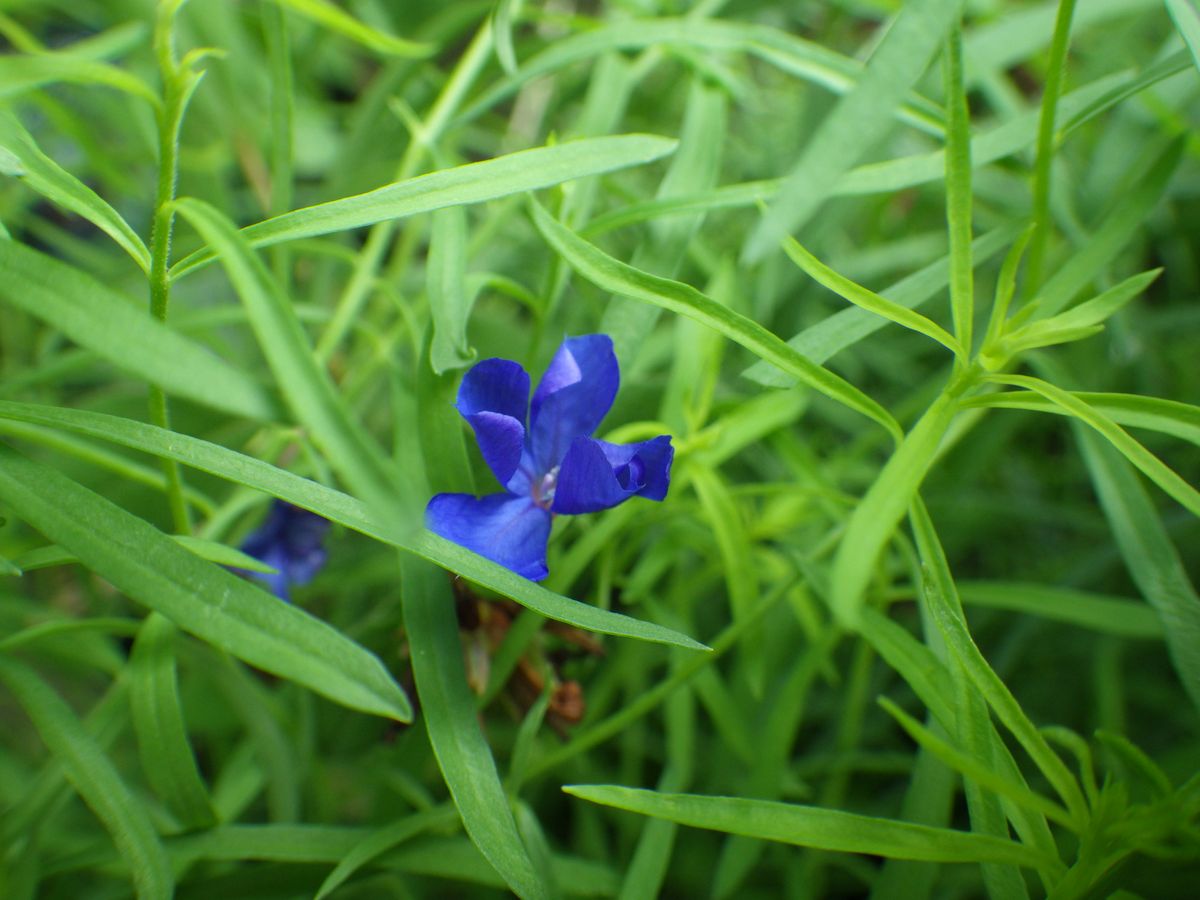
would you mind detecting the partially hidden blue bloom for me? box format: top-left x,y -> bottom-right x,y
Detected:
239,500 -> 330,600
426,334 -> 673,581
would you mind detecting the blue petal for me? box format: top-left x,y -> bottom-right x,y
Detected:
529,335 -> 619,472
425,492 -> 553,581
551,435 -> 674,515
457,358 -> 531,486
252,546 -> 293,601
239,501 -> 330,600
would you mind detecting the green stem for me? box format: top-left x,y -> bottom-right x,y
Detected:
148,0 -> 191,533
943,22 -> 973,363
1026,0 -> 1078,290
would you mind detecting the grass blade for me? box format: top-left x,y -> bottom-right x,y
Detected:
564,786 -> 1055,869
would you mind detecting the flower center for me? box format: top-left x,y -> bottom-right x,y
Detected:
532,466 -> 559,509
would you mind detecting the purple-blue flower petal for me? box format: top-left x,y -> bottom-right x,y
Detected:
529,335 -> 619,471
240,501 -> 330,600
457,358 -> 531,485
425,492 -> 553,581
551,435 -> 674,515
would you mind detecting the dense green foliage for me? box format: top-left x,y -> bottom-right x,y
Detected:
0,0 -> 1198,897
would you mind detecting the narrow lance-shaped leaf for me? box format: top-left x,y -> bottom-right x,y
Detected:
171,135 -> 679,278
1077,429 -> 1200,715
0,241 -> 278,421
909,498 -> 1089,824
829,387 -> 960,627
0,656 -> 174,900
564,786 -> 1056,869
781,235 -> 962,357
129,613 -> 218,830
529,200 -> 901,441
272,0 -> 432,56
0,440 -> 413,721
0,400 -> 706,651
0,111 -> 150,271
962,391 -> 1200,449
401,556 -> 550,900
985,374 -> 1200,518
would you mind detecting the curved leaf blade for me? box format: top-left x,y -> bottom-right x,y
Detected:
0,401 -> 706,651
0,440 -> 412,721
0,241 -> 278,421
0,657 -> 173,900
564,786 -> 1054,869
171,135 -> 678,279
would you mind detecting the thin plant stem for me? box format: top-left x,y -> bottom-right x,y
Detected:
943,22 -> 973,364
148,0 -> 192,533
1026,0 -> 1079,290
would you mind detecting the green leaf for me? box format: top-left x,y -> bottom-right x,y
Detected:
314,806 -> 459,900
428,205 -> 476,373
1076,430 -> 1200,715
1034,138 -> 1181,318
401,556 -> 550,900
171,135 -> 679,279
458,19 -> 943,135
910,499 -> 1089,824
0,440 -> 412,721
0,53 -> 157,103
781,235 -> 962,357
11,535 -> 274,574
129,614 -> 218,830
993,270 -> 1160,359
0,657 -> 173,900
529,200 -> 900,441
957,581 -> 1163,638
0,111 -> 150,271
744,226 -> 1017,386
0,401 -> 706,651
0,241 -> 278,421
962,390 -> 1200,448
829,388 -> 960,626
743,0 -> 966,261
272,0 -> 431,57
878,697 -> 1073,828
1165,0 -> 1200,72
563,786 -> 1054,868
172,198 -> 420,531
986,374 -> 1200,518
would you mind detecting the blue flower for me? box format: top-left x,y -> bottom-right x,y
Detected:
426,334 -> 673,580
239,500 -> 330,600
